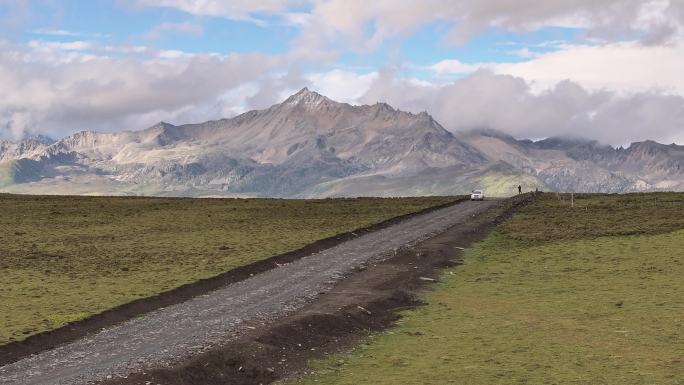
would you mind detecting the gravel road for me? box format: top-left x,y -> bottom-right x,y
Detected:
0,200 -> 499,385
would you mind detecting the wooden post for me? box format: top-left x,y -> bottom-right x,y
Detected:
571,192 -> 574,208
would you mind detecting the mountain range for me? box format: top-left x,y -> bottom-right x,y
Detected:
1,88 -> 683,197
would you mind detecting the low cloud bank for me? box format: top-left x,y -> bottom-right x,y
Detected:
359,70 -> 684,146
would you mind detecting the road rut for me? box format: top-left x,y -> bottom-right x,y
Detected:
0,200 -> 498,385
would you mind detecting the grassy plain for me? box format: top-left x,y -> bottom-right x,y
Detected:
472,172 -> 546,197
0,162 -> 13,187
0,194 -> 458,345
298,193 -> 684,385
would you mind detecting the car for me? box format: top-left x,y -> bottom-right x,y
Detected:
470,190 -> 485,201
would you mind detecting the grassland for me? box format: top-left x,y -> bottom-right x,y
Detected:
472,172 -> 546,197
298,193 -> 684,385
0,194 -> 458,345
0,162 -> 13,187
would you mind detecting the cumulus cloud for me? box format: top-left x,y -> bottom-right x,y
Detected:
306,70 -> 378,103
0,42 -> 281,140
443,0 -> 682,44
493,38 -> 684,95
244,67 -> 311,109
427,38 -> 684,98
2,0 -> 683,147
136,0 -> 684,50
429,59 -> 482,75
358,70 -> 684,146
3,36 -> 682,146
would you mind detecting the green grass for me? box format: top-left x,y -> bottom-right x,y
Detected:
0,162 -> 13,187
472,172 -> 547,197
0,194 -> 459,345
297,193 -> 684,385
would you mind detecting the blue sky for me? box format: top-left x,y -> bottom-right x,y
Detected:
18,1 -> 300,55
8,1 -> 583,70
0,0 -> 683,145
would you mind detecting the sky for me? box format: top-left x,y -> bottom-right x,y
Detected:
0,0 -> 683,146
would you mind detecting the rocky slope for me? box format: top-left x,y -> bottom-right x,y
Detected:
0,89 -> 682,197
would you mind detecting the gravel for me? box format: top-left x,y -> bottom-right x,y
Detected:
0,200 -> 498,385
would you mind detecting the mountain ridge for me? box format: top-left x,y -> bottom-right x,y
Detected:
0,88 -> 682,196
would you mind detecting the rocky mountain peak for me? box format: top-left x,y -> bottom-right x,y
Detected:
0,134 -> 55,161
1,88 -> 682,197
373,102 -> 395,111
623,140 -> 683,163
24,134 -> 55,145
628,140 -> 663,151
0,133 -> 55,146
283,87 -> 332,108
150,121 -> 175,130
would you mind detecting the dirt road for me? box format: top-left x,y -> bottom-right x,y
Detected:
0,200 -> 499,385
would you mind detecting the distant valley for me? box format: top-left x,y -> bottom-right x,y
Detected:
1,88 -> 682,197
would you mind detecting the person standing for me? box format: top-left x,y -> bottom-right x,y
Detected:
518,185 -> 522,194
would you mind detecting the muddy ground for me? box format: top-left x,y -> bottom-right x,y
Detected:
102,194 -> 533,385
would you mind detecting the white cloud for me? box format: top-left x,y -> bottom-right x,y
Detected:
428,38 -> 684,96
4,111 -> 33,140
28,40 -> 94,51
155,49 -> 195,59
134,1 -> 684,51
2,37 -> 683,147
357,70 -> 684,146
2,0 -> 683,147
494,39 -> 684,95
144,21 -> 204,40
24,40 -> 202,61
0,41 -> 282,140
507,48 -> 541,58
428,59 -> 482,75
281,12 -> 312,27
235,67 -> 380,110
103,44 -> 149,54
306,69 -> 378,103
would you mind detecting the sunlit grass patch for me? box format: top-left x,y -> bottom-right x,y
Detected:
297,193 -> 684,385
501,192 -> 684,242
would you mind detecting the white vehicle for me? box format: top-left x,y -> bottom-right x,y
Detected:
470,190 -> 485,201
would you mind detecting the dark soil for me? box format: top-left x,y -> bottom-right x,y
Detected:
0,198 -> 465,367
101,194 -> 534,385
